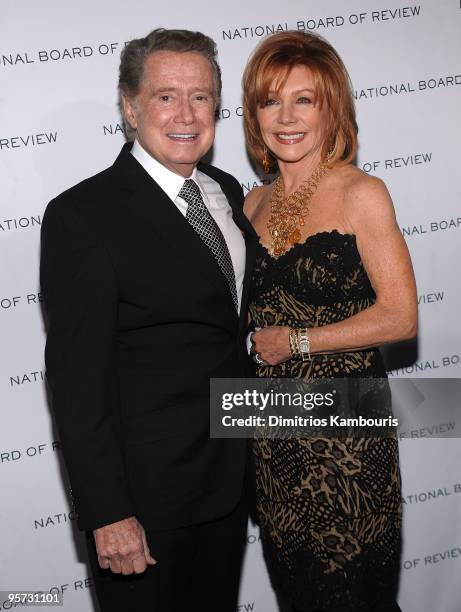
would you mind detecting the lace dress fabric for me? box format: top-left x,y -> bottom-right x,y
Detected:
249,230 -> 402,612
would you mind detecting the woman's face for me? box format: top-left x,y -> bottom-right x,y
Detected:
256,65 -> 328,167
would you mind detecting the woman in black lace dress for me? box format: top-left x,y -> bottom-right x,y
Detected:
242,32 -> 417,612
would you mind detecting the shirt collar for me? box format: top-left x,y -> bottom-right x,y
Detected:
131,139 -> 200,202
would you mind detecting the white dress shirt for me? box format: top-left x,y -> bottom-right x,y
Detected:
131,140 -> 245,313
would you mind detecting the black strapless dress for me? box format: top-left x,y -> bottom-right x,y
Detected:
249,230 -> 402,612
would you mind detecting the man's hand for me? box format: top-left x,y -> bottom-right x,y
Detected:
94,516 -> 156,575
251,326 -> 291,366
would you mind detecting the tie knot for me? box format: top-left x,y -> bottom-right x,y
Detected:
178,179 -> 202,205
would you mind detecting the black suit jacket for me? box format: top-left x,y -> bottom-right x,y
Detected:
41,143 -> 257,531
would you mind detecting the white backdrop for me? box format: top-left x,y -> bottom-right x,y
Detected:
1,1 -> 460,610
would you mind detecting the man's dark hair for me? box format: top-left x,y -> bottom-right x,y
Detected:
119,28 -> 222,102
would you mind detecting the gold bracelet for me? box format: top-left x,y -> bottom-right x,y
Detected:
289,328 -> 299,358
289,327 -> 311,361
298,328 -> 311,362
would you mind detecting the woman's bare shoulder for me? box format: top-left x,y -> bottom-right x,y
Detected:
328,164 -> 388,208
334,165 -> 396,231
243,184 -> 271,221
328,163 -> 379,189
335,165 -> 386,196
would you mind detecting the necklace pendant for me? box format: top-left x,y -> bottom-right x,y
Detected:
289,228 -> 301,245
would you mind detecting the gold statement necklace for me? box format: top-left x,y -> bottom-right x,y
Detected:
267,161 -> 330,258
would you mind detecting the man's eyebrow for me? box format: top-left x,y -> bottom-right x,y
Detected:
152,86 -> 214,92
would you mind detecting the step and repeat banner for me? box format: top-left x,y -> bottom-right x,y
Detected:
1,1 -> 460,610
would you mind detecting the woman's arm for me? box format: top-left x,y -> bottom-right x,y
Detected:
253,174 -> 418,365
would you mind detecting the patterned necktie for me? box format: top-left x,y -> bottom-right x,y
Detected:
178,179 -> 238,311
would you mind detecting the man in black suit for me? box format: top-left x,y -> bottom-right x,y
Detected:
40,28 -> 256,612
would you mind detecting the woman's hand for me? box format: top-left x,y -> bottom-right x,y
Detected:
251,326 -> 291,366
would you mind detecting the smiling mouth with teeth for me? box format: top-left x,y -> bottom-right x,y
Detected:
275,132 -> 305,141
167,133 -> 198,140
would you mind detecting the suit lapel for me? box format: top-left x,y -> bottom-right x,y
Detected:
240,234 -> 257,330
198,162 -> 257,238
197,162 -> 258,331
113,144 -> 238,319
233,208 -> 257,331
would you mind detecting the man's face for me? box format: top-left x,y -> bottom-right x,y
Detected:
123,50 -> 217,177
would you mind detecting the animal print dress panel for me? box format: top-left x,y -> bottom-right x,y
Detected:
249,230 -> 402,612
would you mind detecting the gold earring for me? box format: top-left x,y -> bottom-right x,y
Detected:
325,146 -> 335,164
262,147 -> 271,174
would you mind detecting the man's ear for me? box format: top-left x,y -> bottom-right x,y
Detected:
122,94 -> 137,130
